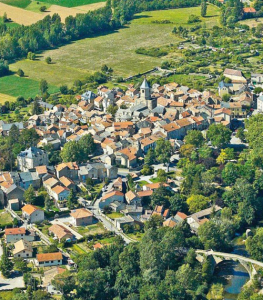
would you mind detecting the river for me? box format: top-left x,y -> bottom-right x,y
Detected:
214,260 -> 250,299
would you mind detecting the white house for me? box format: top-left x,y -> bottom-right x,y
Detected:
36,252 -> 63,267
13,240 -> 33,258
5,227 -> 35,243
22,204 -> 45,223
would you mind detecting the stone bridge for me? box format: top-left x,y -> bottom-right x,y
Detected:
196,250 -> 263,278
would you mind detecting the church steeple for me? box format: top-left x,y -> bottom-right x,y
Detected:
140,77 -> 150,100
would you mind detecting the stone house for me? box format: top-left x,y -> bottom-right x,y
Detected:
5,227 -> 35,243
99,190 -> 124,209
17,147 -> 49,172
13,240 -> 33,258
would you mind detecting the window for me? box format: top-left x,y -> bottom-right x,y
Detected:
57,260 -> 60,262
51,261 -> 53,263
27,254 -> 29,257
18,254 -> 20,257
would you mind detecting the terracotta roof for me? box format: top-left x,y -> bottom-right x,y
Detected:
137,190 -> 153,197
163,218 -> 177,228
56,162 -> 78,172
49,224 -> 73,240
59,176 -> 74,187
102,190 -> 124,200
145,182 -> 169,190
163,122 -> 180,132
176,212 -> 188,220
37,252 -> 62,262
70,208 -> 93,219
155,205 -> 163,214
5,227 -> 26,235
22,204 -> 40,215
243,7 -> 256,13
52,185 -> 69,195
214,108 -> 231,115
94,243 -> 104,249
35,166 -> 48,175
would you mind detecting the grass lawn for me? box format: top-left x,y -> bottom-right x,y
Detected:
150,177 -> 160,183
72,243 -> 87,254
137,180 -> 149,187
74,222 -> 107,236
106,212 -> 124,219
10,4 -> 219,86
127,232 -> 144,241
0,74 -> 59,98
0,211 -> 12,226
25,1 -> 51,13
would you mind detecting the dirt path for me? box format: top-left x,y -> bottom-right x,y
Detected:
0,2 -> 105,25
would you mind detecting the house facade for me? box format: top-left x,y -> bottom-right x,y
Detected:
17,147 -> 48,172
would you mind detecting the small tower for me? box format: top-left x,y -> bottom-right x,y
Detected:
140,77 -> 151,101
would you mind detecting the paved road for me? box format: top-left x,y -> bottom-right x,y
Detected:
196,250 -> 263,268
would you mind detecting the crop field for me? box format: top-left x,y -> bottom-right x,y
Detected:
9,4 -> 220,88
0,0 -> 105,25
0,75 -> 59,99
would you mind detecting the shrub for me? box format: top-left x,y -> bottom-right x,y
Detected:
40,6 -> 47,12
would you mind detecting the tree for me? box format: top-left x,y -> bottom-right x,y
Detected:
24,185 -> 36,204
44,194 -> 52,211
106,105 -> 118,115
14,258 -> 28,273
0,241 -> 13,278
155,138 -> 173,166
17,69 -> 24,77
207,124 -> 231,148
144,148 -> 155,165
186,194 -> 210,213
201,0 -> 207,17
157,169 -> 166,183
60,85 -> 68,95
222,162 -> 240,185
141,164 -> 154,175
185,130 -> 204,148
180,144 -> 195,158
151,185 -> 172,208
207,283 -> 224,300
169,193 -> 188,214
3,12 -> 7,23
101,64 -> 109,73
236,127 -> 245,142
31,99 -> 42,115
39,79 -> 48,96
246,228 -> 263,261
45,57 -> 52,64
222,93 -> 231,102
198,220 -> 232,251
67,189 -> 76,209
40,6 -> 47,12
216,148 -> 235,164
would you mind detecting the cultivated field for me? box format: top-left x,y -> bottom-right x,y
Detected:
0,93 -> 16,104
37,0 -> 105,7
2,5 -> 220,99
0,0 -> 105,25
0,75 -> 59,99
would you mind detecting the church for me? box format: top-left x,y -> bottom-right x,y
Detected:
135,77 -> 157,110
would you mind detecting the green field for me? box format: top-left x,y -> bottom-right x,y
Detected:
0,0 -> 105,8
9,4 -> 220,89
0,75 -> 59,99
0,0 -> 31,8
38,0 -> 105,7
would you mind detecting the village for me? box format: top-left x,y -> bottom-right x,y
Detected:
0,67 -> 261,295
